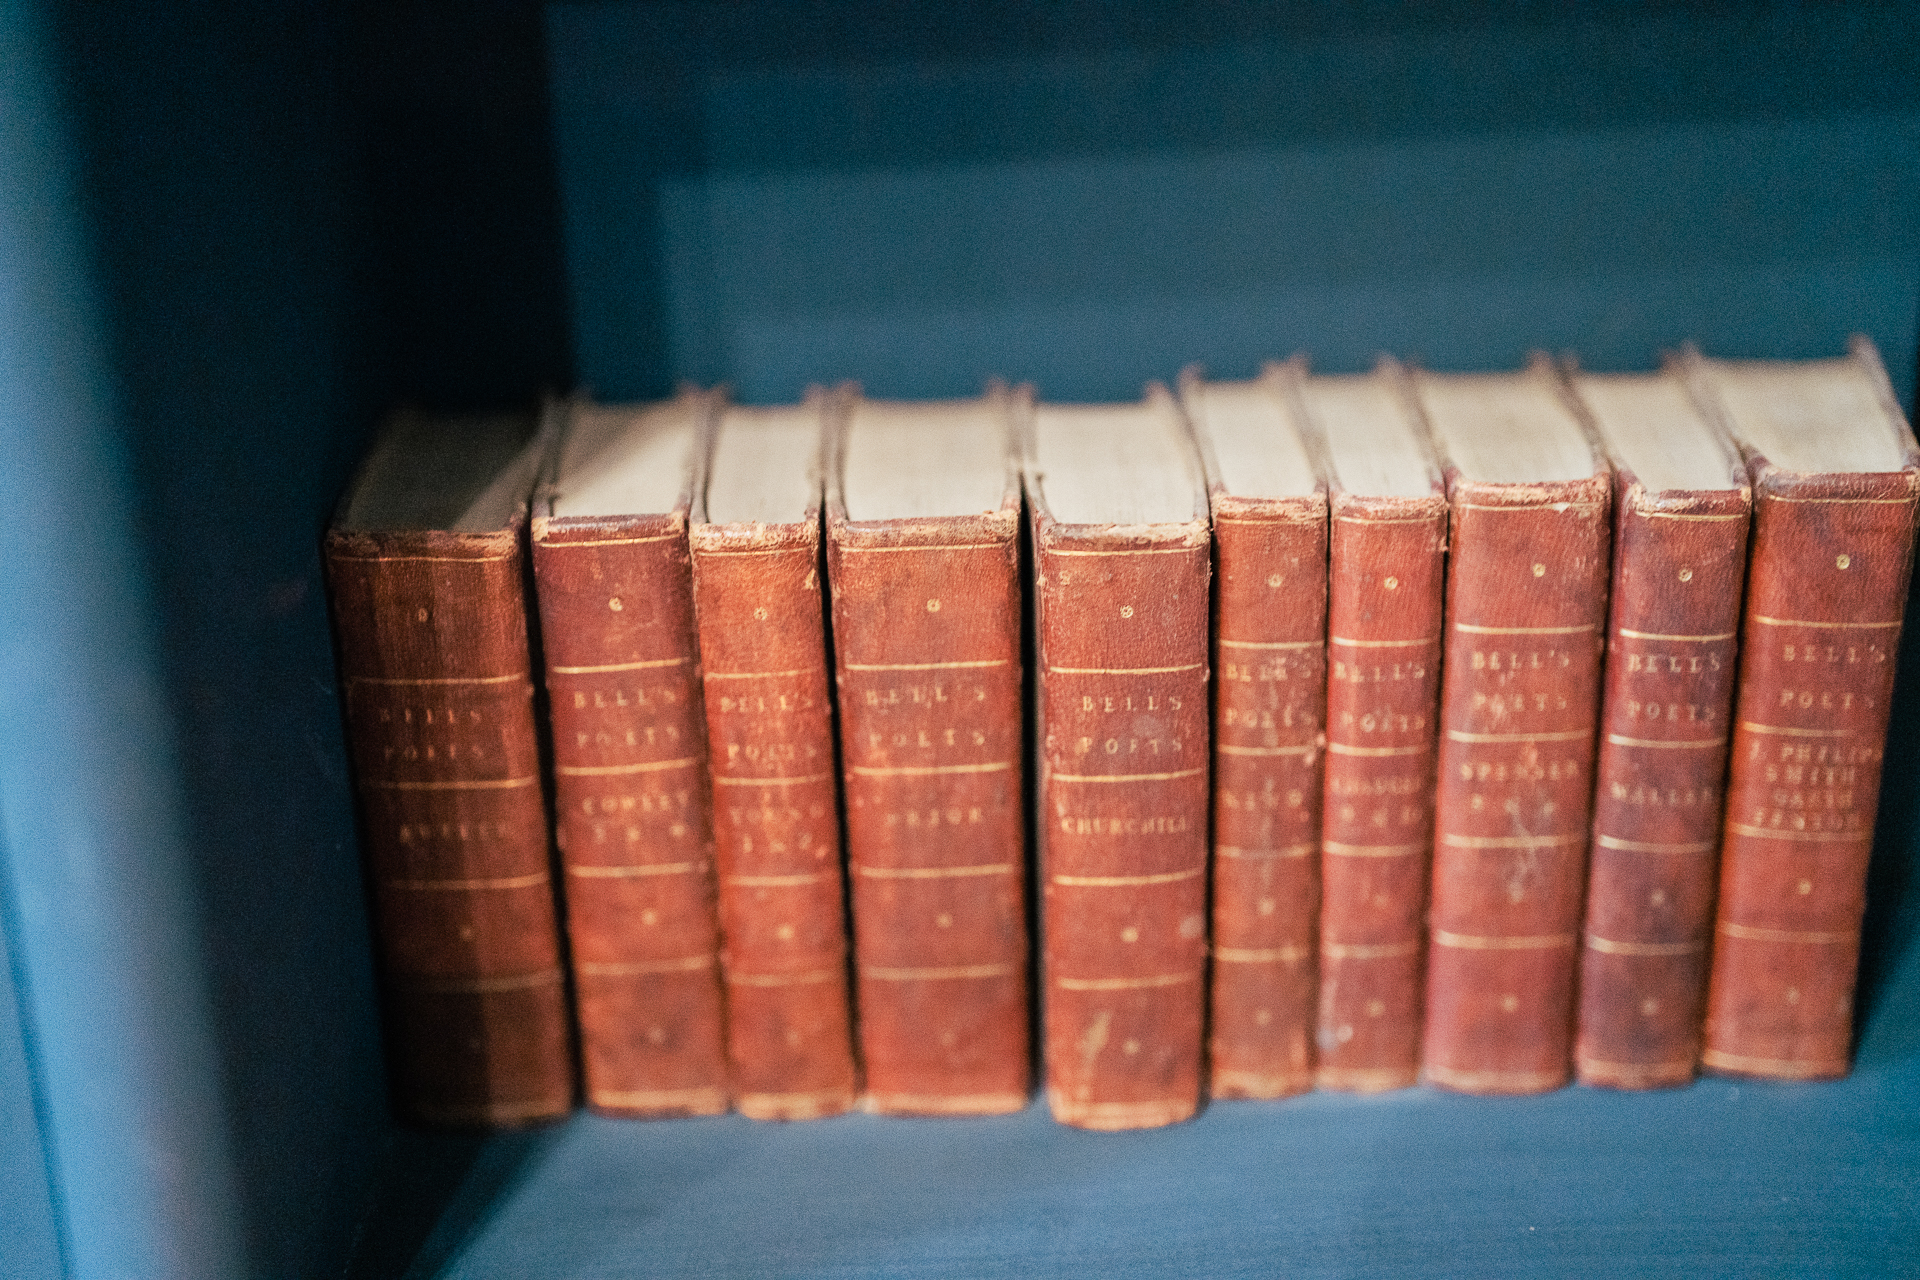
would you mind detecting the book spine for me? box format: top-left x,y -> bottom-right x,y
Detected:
1035,518 -> 1210,1130
532,518 -> 729,1117
325,527 -> 573,1126
691,521 -> 858,1119
1208,496 -> 1328,1098
1316,493 -> 1448,1092
1423,476 -> 1612,1093
1703,469 -> 1920,1080
829,516 -> 1028,1115
1576,482 -> 1748,1088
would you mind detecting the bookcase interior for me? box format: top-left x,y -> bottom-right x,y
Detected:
2,2 -> 1918,1277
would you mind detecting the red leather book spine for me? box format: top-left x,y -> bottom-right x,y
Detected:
1034,516 -> 1211,1129
691,519 -> 857,1119
532,513 -> 728,1117
1316,492 -> 1448,1092
1576,477 -> 1748,1088
1423,474 -> 1612,1093
1703,466 -> 1920,1079
325,524 -> 573,1126
1208,495 -> 1327,1098
829,511 -> 1028,1115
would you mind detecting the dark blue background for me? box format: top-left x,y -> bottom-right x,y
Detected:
1,2 -> 1917,1276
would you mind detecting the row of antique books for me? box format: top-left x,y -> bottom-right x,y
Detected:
325,337 -> 1918,1130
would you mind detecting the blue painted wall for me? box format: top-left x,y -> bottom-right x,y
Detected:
0,832 -> 62,1280
0,0 -> 244,1272
2,1 -> 572,1274
551,2 -> 1920,407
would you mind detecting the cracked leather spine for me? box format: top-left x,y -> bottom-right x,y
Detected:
1423,469 -> 1612,1094
326,520 -> 574,1127
691,505 -> 858,1120
533,495 -> 729,1118
1575,469 -> 1749,1089
828,499 -> 1029,1115
1316,490 -> 1448,1092
1207,491 -> 1329,1099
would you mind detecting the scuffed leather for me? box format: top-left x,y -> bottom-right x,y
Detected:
1208,492 -> 1329,1100
691,509 -> 859,1120
1424,469 -> 1613,1094
1576,470 -> 1748,1089
1317,491 -> 1448,1093
327,519 -> 574,1127
533,502 -> 729,1118
1704,458 -> 1920,1080
828,499 -> 1030,1115
1032,506 -> 1212,1131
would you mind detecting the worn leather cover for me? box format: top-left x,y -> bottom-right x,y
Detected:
827,429 -> 1029,1116
1317,488 -> 1448,1092
1204,485 -> 1328,1099
1576,462 -> 1749,1089
531,425 -> 729,1118
1700,360 -> 1920,1081
326,518 -> 574,1127
1423,417 -> 1612,1094
691,457 -> 857,1120
1028,428 -> 1211,1130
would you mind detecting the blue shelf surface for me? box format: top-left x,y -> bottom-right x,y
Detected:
374,948 -> 1920,1278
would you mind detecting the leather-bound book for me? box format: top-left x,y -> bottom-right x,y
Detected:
1299,362 -> 1448,1093
1567,369 -> 1750,1090
325,407 -> 573,1126
827,389 -> 1029,1116
1179,364 -> 1328,1100
1413,361 -> 1613,1094
530,392 -> 729,1117
1024,385 -> 1212,1129
1684,339 -> 1920,1082
691,395 -> 858,1120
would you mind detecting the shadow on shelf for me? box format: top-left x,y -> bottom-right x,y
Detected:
343,1125 -> 561,1280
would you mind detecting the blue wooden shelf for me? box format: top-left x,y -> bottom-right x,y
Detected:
363,975 -> 1920,1277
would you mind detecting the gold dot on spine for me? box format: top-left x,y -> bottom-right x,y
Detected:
1120,926 -> 1140,943
1678,567 -> 1693,582
1797,880 -> 1813,895
1120,605 -> 1134,618
926,598 -> 940,612
1531,563 -> 1546,577
609,596 -> 623,611
1500,994 -> 1520,1012
1384,576 -> 1399,590
1837,554 -> 1852,569
1267,573 -> 1283,587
